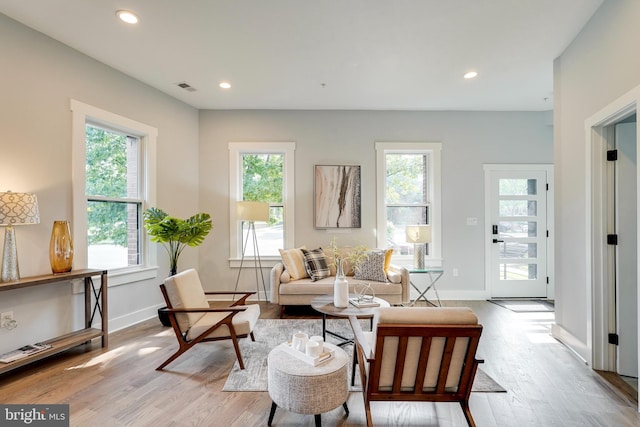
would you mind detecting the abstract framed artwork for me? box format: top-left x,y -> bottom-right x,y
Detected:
314,165 -> 361,228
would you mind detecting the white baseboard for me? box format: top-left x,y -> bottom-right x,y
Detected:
108,304 -> 164,333
551,323 -> 589,365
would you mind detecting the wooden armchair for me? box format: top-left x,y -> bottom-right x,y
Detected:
349,307 -> 483,427
157,269 -> 260,371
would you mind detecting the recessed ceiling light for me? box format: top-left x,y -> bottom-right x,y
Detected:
116,10 -> 139,24
463,71 -> 478,79
219,82 -> 232,89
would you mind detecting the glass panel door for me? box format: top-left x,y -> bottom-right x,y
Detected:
489,170 -> 548,297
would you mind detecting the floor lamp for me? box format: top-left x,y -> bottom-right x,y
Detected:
235,201 -> 269,301
406,224 -> 431,270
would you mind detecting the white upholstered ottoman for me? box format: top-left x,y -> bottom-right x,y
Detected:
267,342 -> 349,427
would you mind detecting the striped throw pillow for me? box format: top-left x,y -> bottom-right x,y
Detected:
278,247 -> 309,280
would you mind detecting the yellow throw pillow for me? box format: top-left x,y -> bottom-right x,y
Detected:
278,246 -> 309,280
383,248 -> 393,274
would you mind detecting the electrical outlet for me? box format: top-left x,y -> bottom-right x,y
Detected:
1,311 -> 16,329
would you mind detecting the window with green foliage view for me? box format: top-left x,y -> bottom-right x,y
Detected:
85,124 -> 142,269
385,153 -> 430,256
241,153 -> 284,256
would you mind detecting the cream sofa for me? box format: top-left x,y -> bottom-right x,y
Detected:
269,262 -> 410,312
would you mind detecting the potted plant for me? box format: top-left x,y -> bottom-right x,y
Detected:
143,207 -> 213,275
143,207 -> 213,325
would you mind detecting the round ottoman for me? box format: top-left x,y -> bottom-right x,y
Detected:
267,342 -> 349,427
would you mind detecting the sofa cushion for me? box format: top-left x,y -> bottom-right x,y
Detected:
387,270 -> 402,284
325,246 -> 358,276
279,270 -> 291,283
354,250 -> 388,282
278,246 -> 309,280
301,248 -> 331,281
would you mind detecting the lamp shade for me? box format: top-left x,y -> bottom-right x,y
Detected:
236,201 -> 269,222
0,191 -> 40,226
405,224 -> 431,244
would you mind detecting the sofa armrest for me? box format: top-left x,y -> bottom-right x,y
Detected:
270,262 -> 285,304
388,264 -> 410,303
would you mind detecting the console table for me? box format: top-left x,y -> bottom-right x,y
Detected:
0,269 -> 107,375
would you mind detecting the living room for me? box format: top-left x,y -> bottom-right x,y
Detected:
1,1 -> 639,425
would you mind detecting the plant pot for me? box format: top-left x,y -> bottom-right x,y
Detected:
158,307 -> 172,327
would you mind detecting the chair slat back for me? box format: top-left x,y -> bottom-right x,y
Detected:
370,324 -> 482,398
163,269 -> 209,332
365,307 -> 482,399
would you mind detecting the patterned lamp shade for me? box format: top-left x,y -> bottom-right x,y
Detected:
0,191 -> 40,226
0,191 -> 40,282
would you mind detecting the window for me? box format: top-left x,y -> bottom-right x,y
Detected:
376,142 -> 442,265
229,142 -> 295,263
85,125 -> 142,269
71,100 -> 158,284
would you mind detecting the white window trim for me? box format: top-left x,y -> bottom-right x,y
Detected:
228,142 -> 296,267
71,99 -> 158,285
375,142 -> 443,267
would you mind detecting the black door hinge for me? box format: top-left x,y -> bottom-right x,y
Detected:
546,183 -> 549,191
607,150 -> 618,161
546,277 -> 549,284
607,234 -> 618,245
608,333 -> 619,345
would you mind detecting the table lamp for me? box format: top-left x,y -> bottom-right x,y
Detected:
0,191 -> 40,282
406,224 -> 431,270
235,201 -> 270,300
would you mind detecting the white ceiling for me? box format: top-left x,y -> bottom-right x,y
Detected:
0,0 -> 603,111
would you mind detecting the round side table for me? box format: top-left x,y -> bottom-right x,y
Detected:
310,294 -> 390,346
267,342 -> 349,427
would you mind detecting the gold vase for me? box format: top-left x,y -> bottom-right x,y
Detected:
49,221 -> 74,274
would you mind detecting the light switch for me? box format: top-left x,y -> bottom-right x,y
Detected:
466,217 -> 478,226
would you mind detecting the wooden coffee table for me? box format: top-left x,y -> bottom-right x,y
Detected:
310,294 -> 390,347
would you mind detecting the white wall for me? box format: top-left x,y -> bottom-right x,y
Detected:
0,14 -> 199,353
553,0 -> 640,358
198,110 -> 553,298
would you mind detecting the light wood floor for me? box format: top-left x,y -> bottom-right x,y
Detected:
0,300 -> 638,426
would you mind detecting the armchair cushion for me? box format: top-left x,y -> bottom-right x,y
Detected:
164,269 -> 210,332
372,307 -> 479,391
186,304 -> 260,340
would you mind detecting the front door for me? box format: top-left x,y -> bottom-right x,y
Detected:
486,167 -> 551,298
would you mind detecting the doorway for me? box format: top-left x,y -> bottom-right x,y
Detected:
612,120 -> 638,382
484,165 -> 554,299
585,88 -> 639,409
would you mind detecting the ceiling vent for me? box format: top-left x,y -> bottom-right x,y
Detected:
176,82 -> 197,92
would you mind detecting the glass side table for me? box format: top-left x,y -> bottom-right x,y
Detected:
407,268 -> 444,307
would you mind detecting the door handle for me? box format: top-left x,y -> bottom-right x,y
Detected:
492,239 -> 504,243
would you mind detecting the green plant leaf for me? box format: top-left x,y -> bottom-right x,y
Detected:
143,208 -> 213,272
